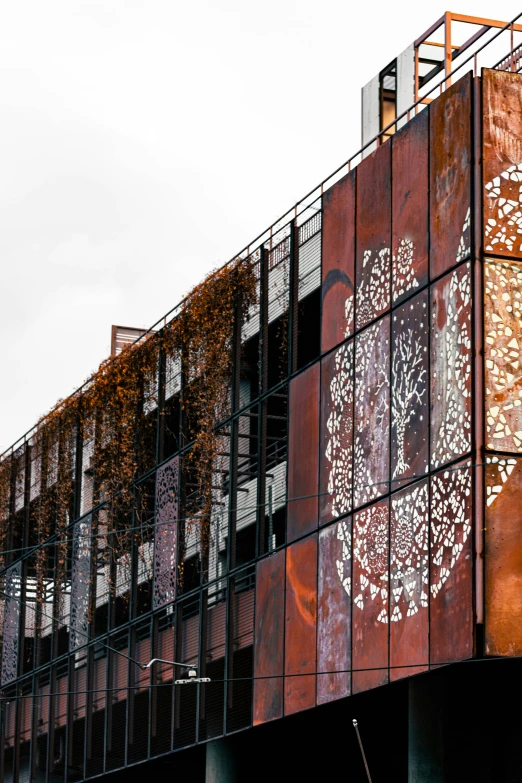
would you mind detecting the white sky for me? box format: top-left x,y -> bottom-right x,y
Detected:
1,0 -> 520,453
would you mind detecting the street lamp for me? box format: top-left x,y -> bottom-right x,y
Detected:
143,658 -> 211,685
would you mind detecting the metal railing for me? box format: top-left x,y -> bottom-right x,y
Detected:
2,9 -> 522,462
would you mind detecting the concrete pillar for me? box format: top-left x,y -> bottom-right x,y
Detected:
205,739 -> 236,783
408,675 -> 444,783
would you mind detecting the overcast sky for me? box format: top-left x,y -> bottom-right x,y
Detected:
1,0 -> 520,453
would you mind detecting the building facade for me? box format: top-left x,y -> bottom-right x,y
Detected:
2,18 -> 522,783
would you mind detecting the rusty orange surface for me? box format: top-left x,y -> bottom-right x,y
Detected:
253,550 -> 285,726
392,108 -> 428,304
391,290 -> 429,487
429,461 -> 473,665
352,499 -> 389,693
483,69 -> 522,259
390,480 -> 429,680
287,364 -> 320,542
485,458 -> 522,656
321,169 -> 356,352
317,522 -> 351,703
319,341 -> 353,526
284,534 -> 317,716
429,73 -> 472,279
355,142 -> 391,331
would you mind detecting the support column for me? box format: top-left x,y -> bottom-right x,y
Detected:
408,675 -> 444,783
205,739 -> 236,783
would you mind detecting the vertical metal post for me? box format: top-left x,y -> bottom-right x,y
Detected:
226,575 -> 236,717
268,485 -> 274,553
149,616 -> 159,743
66,654 -> 75,779
444,11 -> 453,87
197,591 -> 206,740
156,344 -> 166,466
0,698 -> 5,783
288,220 -> 300,376
257,247 -> 269,557
227,291 -> 242,576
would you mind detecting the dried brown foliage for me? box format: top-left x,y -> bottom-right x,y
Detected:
0,257 -> 257,601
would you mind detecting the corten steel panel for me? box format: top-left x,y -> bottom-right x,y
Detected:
429,73 -> 472,279
484,260 -> 522,454
70,514 -> 92,651
287,363 -> 320,542
391,291 -> 429,487
483,69 -> 522,258
392,108 -> 429,304
321,170 -> 356,352
390,481 -> 429,680
354,316 -> 390,509
1,562 -> 21,685
317,520 -> 351,704
319,341 -> 353,526
430,462 -> 473,665
352,499 -> 389,693
284,534 -> 317,716
154,455 -> 179,608
485,458 -> 522,656
430,263 -> 472,470
253,550 -> 285,726
355,142 -> 391,331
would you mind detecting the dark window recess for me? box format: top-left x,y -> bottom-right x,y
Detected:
267,314 -> 288,390
138,408 -> 157,474
135,577 -> 152,617
163,394 -> 181,458
22,636 -> 35,674
297,288 -> 320,369
180,554 -> 201,594
113,592 -> 130,627
38,630 -> 52,667
241,334 -> 260,401
93,599 -> 108,637
235,524 -> 256,569
56,625 -> 69,657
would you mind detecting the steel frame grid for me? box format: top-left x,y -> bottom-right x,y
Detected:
3,63 -> 522,783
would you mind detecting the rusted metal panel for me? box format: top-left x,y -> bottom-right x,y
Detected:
483,69 -> 522,258
284,534 -> 317,716
430,462 -> 473,665
154,455 -> 179,608
484,259 -> 522,454
253,550 -> 285,725
392,108 -> 429,304
485,457 -> 522,656
317,520 -> 351,704
391,291 -> 429,487
355,142 -> 391,331
1,562 -> 21,685
287,363 -> 320,542
430,263 -> 472,470
390,480 -> 429,680
319,341 -> 353,526
429,73 -> 472,279
321,170 -> 356,352
352,499 -> 389,693
354,316 -> 390,509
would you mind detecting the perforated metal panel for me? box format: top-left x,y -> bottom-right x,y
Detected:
70,514 -> 92,651
153,456 -> 179,609
1,562 -> 21,685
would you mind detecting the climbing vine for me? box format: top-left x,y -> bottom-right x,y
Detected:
0,256 -> 257,602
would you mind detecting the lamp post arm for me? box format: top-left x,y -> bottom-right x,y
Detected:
142,658 -> 198,670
